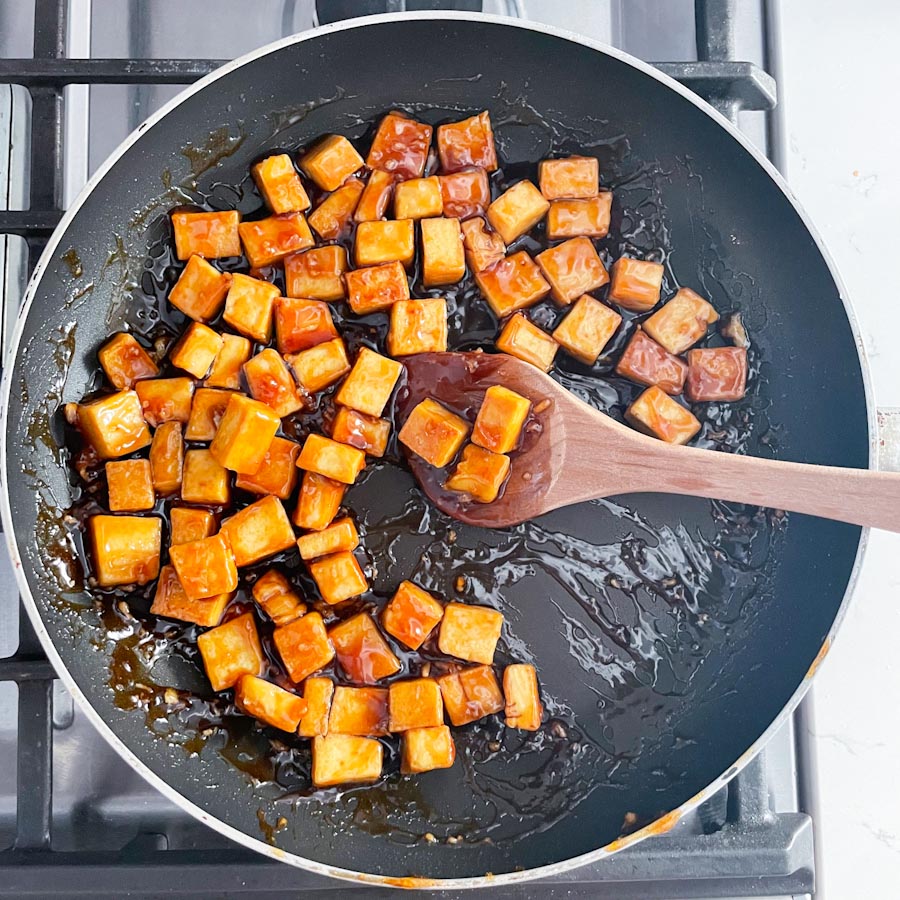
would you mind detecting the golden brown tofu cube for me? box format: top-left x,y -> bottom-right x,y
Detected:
296,516 -> 359,561
472,385 -> 531,454
89,514 -> 160,587
421,217 -> 465,287
169,507 -> 215,545
398,398 -> 469,468
297,433 -> 366,485
274,297 -> 338,356
461,217 -> 506,274
643,288 -> 720,355
402,726 -> 455,774
220,495 -> 295,567
344,260 -> 410,315
299,134 -> 363,192
239,213 -> 314,268
251,569 -> 306,626
309,551 -> 369,606
106,458 -> 154,511
546,194 -> 613,241
487,180 -> 549,244
209,393 -> 280,474
685,347 -> 748,402
445,444 -> 510,503
308,177 -> 364,241
185,388 -> 233,442
243,348 -> 303,418
235,674 -> 307,732
438,602 -> 504,664
387,298 -> 448,356
393,176 -> 443,220
330,407 -> 390,458
181,448 -> 230,505
329,612 -> 400,683
335,348 -> 404,417
496,314 -> 558,372
197,611 -> 263,691
552,295 -> 622,364
438,665 -> 504,726
355,169 -> 395,223
150,564 -> 228,628
251,153 -> 311,214
382,581 -> 444,651
366,111 -> 432,180
626,386 -> 701,444
615,329 -> 687,395
169,322 -> 223,378
273,612 -> 334,682
77,391 -> 152,459
608,257 -> 665,312
98,333 -> 159,390
299,677 -> 334,737
329,686 -> 389,735
538,156 -> 599,200
206,334 -> 251,390
171,210 -> 241,260
475,251 -> 550,318
437,110 -> 497,173
440,167 -> 491,220
147,421 -> 183,496
223,273 -> 279,342
312,734 -> 383,787
355,219 -> 415,268
170,532 -> 238,601
292,471 -> 346,531
284,245 -> 348,301
169,255 -> 232,323
503,664 -> 543,731
536,237 -> 609,306
234,436 -> 300,500
389,679 -> 443,732
287,337 -> 350,394
135,377 -> 194,428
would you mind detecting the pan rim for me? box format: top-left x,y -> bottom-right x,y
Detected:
0,10 -> 874,889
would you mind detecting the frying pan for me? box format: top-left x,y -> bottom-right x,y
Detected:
0,13 -> 872,888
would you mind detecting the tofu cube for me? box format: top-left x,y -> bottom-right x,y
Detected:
296,516 -> 359,561
355,169 -> 396,223
169,322 -> 223,378
299,677 -> 334,737
150,564 -> 228,628
220,495 -> 296,567
235,675 -> 307,733
336,348 -> 404,417
329,612 -> 400,683
440,167 -> 490,220
393,176 -> 443,220
445,444 -> 510,503
274,297 -> 338,355
487,181 -> 549,244
234,436 -> 300,500
196,611 -> 263,691
98,332 -> 159,390
643,288 -> 720,355
88,514 -> 161,587
503,664 -> 543,731
251,153 -> 311,214
135,377 -> 194,428
169,507 -> 215,545
344,261 -> 410,315
608,257 -> 665,312
284,245 -> 348,301
308,177 -> 364,240
329,686 -> 390,735
185,388 -> 234,442
297,433 -> 366,485
243,348 -> 303,418
402,726 -> 456,774
615,329 -> 688,395
169,532 -> 238,601
171,210 -> 241,260
287,337 -> 350,394
223,273 -> 280,342
546,194 -> 613,241
169,255 -> 232,323
421,217 -> 465,286
389,679 -> 443,732
273,612 -> 335,682
438,665 -> 504,726
366,111 -> 432,180
206,334 -> 252,390
355,219 -> 415,268
238,212 -> 314,268
77,391 -> 152,459
387,298 -> 448,356
312,734 -> 383,787
552,295 -> 622,364
382,581 -> 444,650
536,237 -> 609,306
293,472 -> 346,531
309,551 -> 369,605
251,569 -> 306,626
398,398 -> 469,467
299,134 -> 363,192
538,156 -> 599,200
461,217 -> 506,274
626,386 -> 701,445
475,251 -> 550,318
210,393 -> 280,474
106,458 -> 154,511
437,110 -> 498,173
330,408 -> 391,458
472,385 -> 531,454
181,448 -> 230,505
438,602 -> 504,664
685,347 -> 748,402
496,314 -> 558,372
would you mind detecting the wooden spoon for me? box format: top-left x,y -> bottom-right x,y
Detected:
397,351 -> 900,530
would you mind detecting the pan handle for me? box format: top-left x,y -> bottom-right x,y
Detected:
876,408 -> 900,473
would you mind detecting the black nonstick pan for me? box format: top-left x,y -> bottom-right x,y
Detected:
0,13 -> 872,888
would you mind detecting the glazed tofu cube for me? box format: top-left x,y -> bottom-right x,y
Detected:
206,334 -> 252,390
169,322 -> 223,378
171,210 -> 241,260
234,436 -> 300,500
106,458 -> 154,511
181,448 -> 230,505
185,388 -> 234,442
299,677 -> 334,737
421,217 -> 465,286
355,169 -> 395,223
89,514 -> 160,587
168,255 -> 232,322
536,237 -> 609,306
284,245 -> 348,301
251,569 -> 306,626
330,408 -> 391,458
235,675 -> 307,732
274,297 -> 338,355
150,564 -> 228,628
440,168 -> 490,220
476,252 -> 550,318
220,495 -> 296,567
643,288 -> 720,355
210,394 -> 280,474
243,348 -> 303,418
287,337 -> 350,394
402,726 -> 455,774
344,261 -> 410,315
398,398 -> 469,467
503,664 -> 543,731
355,219 -> 415,268
273,611 -> 335,682
546,194 -> 613,240
445,444 -> 510,503
329,686 -> 389,735
299,134 -> 363,192
336,348 -> 404,417
487,181 -> 549,244
223,273 -> 280,342
461,217 -> 505,274
309,551 -> 369,605
98,333 -> 159,390
393,176 -> 443,220
538,156 -> 599,200
438,665 -> 504,726
297,434 -> 366,485
472,385 -> 531,454
196,611 -> 263,691
389,679 -> 443,732
169,532 -> 238,601
136,378 -> 194,428
329,612 -> 400,683
685,347 -> 748,402
77,391 -> 152,459
608,257 -> 665,312
239,212 -> 314,268
251,153 -> 311,214
615,329 -> 688,395
308,177 -> 364,240
387,298 -> 448,356
626,386 -> 701,445
169,507 -> 215,545
437,111 -> 498,173
312,734 -> 383,787
438,602 -> 503,664
366,111 -> 432,180
552,295 -> 622,364
382,581 -> 444,651
496,314 -> 558,372
292,471 -> 346,531
296,516 -> 359,561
